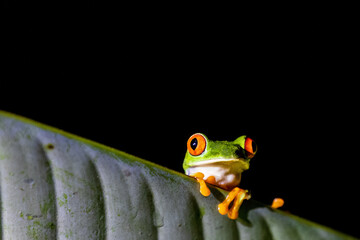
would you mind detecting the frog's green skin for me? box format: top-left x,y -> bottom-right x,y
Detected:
183,133 -> 253,190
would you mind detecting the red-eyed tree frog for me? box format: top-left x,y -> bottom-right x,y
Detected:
183,133 -> 283,220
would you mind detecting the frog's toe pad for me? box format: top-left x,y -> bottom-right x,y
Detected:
271,198 -> 284,209
218,202 -> 229,215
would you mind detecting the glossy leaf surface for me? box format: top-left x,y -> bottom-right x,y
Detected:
0,111 -> 355,240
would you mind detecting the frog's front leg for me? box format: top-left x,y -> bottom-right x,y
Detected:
190,172 -> 215,197
218,187 -> 251,220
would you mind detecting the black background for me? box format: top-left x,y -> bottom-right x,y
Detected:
2,3 -> 359,238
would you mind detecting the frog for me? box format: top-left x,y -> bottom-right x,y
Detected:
183,133 -> 283,220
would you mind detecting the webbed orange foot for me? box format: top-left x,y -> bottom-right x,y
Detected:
271,198 -> 284,209
190,172 -> 211,197
218,187 -> 251,220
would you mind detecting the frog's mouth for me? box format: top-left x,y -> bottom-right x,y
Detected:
190,158 -> 250,170
191,158 -> 241,165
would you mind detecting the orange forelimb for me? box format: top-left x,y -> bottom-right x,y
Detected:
190,172 -> 211,197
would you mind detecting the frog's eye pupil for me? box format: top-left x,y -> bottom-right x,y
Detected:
190,138 -> 198,150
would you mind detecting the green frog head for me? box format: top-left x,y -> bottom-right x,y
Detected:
183,133 -> 257,171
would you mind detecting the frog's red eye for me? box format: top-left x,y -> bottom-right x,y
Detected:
187,133 -> 207,156
245,137 -> 257,158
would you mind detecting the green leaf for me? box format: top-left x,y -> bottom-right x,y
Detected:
0,110 -> 356,240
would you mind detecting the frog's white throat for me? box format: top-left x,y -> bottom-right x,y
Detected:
186,159 -> 249,190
